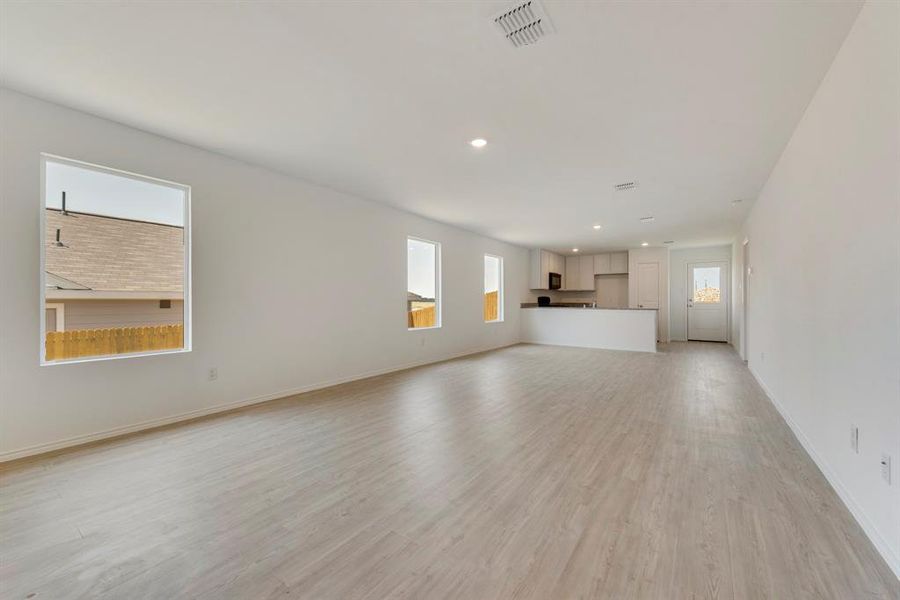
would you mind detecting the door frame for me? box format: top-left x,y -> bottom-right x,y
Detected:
686,260 -> 729,342
741,239 -> 749,361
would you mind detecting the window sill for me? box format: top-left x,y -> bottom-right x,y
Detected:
41,347 -> 190,366
407,326 -> 441,331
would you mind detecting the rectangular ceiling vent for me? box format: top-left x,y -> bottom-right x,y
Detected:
614,181 -> 638,192
493,1 -> 554,48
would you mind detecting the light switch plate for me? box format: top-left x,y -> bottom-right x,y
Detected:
850,425 -> 859,453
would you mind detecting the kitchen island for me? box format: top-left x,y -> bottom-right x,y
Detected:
520,304 -> 657,353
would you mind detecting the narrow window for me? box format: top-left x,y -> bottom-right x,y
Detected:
41,155 -> 191,363
484,254 -> 503,322
407,237 -> 440,329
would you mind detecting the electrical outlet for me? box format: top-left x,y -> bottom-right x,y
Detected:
881,454 -> 892,485
850,425 -> 859,453
208,367 -> 218,381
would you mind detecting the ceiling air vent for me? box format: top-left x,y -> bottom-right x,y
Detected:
614,181 -> 638,192
493,1 -> 554,48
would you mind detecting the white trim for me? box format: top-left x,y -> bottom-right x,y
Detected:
748,365 -> 900,580
741,238 -> 750,361
685,260 -> 729,342
39,153 -> 192,365
0,341 -> 518,463
40,347 -> 189,367
44,302 -> 65,332
407,235 -> 442,330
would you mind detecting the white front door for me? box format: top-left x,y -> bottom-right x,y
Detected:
687,262 -> 727,342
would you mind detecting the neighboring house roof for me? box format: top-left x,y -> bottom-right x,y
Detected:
407,291 -> 434,302
45,209 -> 184,298
45,272 -> 90,290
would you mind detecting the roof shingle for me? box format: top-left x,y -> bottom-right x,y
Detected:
45,209 -> 184,293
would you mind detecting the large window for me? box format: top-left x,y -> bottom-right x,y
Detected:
41,155 -> 191,363
407,237 -> 440,329
484,254 -> 503,322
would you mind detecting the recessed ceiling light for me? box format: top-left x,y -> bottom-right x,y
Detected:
592,224 -> 602,230
470,138 -> 487,148
640,216 -> 655,223
572,248 -> 579,253
641,242 -> 649,247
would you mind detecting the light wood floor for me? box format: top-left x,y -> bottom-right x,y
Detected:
1,343 -> 897,599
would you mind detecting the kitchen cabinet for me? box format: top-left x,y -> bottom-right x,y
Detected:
564,255 -> 595,290
565,256 -> 579,289
529,248 -> 566,290
610,251 -> 629,274
532,249 -> 626,289
580,255 -> 595,289
594,251 -> 629,275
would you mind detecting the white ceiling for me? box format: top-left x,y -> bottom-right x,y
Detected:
0,1 -> 861,253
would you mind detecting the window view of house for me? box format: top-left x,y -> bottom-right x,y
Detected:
42,157 -> 189,362
407,237 -> 439,329
484,254 -> 502,322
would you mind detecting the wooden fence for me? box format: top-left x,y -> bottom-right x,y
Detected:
484,290 -> 499,321
408,305 -> 436,328
406,292 -> 499,328
45,324 -> 184,361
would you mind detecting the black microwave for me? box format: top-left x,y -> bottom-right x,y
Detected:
548,272 -> 561,290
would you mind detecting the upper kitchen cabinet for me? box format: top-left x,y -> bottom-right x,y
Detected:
594,251 -> 629,275
529,248 -> 566,290
610,251 -> 629,274
564,255 -> 595,290
593,253 -> 611,275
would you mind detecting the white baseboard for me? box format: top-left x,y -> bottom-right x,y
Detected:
0,342 -> 518,463
748,365 -> 900,580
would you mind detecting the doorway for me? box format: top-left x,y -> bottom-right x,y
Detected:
687,261 -> 728,342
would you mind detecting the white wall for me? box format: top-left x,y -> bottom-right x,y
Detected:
628,247 -> 669,342
0,89 -> 530,459
736,0 -> 899,576
669,245 -> 731,342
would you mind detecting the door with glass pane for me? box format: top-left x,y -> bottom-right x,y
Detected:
687,261 -> 727,341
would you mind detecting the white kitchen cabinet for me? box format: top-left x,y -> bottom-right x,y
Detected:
565,255 -> 579,289
564,255 -> 595,290
579,255 -> 595,290
532,249 -> 625,289
610,251 -> 629,274
594,251 -> 629,275
551,253 -> 564,283
530,249 -> 566,289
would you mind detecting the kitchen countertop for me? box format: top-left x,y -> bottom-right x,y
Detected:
521,303 -> 658,310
